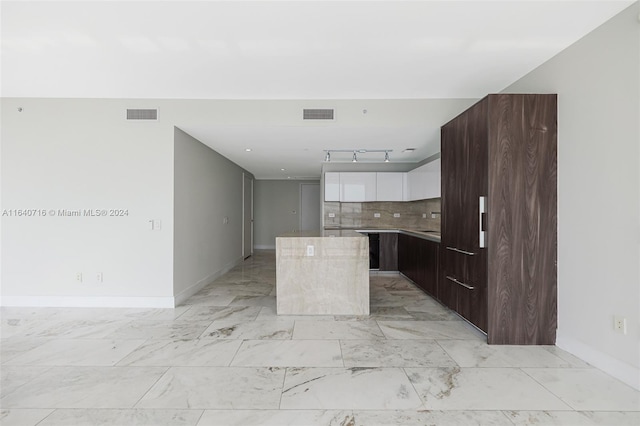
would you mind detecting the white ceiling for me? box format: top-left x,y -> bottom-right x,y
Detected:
2,0 -> 634,178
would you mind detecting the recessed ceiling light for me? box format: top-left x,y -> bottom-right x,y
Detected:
245,148 -> 252,152
281,168 -> 286,171
403,148 -> 416,153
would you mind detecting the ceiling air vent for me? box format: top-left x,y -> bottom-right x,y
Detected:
303,108 -> 334,120
126,108 -> 158,120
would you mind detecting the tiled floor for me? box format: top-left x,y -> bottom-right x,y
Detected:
1,250 -> 639,425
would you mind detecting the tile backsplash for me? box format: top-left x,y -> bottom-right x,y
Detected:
324,199 -> 441,230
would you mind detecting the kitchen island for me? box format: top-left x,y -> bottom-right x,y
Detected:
276,229 -> 369,315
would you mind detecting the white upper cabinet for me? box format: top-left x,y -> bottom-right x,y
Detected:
376,172 -> 404,201
324,172 -> 340,201
406,158 -> 441,201
340,172 -> 377,202
324,164 -> 440,203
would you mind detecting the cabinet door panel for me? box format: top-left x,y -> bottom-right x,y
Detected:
340,173 -> 376,202
421,239 -> 439,298
376,173 -> 404,201
379,233 -> 398,271
324,172 -> 340,201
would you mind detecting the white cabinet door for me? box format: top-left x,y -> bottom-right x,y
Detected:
324,172 -> 340,201
407,158 -> 441,200
376,172 -> 404,201
340,172 -> 376,202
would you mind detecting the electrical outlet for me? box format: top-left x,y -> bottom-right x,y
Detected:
614,316 -> 627,334
76,273 -> 83,283
96,272 -> 103,283
422,213 -> 427,218
328,213 -> 335,218
374,213 -> 381,218
306,245 -> 315,256
393,213 -> 400,218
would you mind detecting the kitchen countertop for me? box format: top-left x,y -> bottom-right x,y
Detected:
322,227 -> 441,243
278,229 -> 366,239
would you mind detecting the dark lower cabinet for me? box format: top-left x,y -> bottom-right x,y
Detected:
398,233 -> 439,300
379,233 -> 398,271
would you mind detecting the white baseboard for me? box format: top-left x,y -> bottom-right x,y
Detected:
254,244 -> 275,250
173,255 -> 244,306
556,331 -> 640,390
0,296 -> 175,309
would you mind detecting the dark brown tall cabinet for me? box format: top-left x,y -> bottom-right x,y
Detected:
441,94 -> 557,345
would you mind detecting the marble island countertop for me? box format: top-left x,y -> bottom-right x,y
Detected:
322,227 -> 441,243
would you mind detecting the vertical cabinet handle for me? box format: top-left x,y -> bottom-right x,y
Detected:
479,196 -> 487,248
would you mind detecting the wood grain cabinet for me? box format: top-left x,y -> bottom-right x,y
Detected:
441,94 -> 557,345
398,233 -> 440,300
379,233 -> 398,271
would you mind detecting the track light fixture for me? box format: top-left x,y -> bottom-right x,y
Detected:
323,149 -> 393,163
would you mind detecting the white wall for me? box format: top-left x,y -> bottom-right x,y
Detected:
504,2 -> 640,389
173,128 -> 252,305
1,99 -> 175,307
254,180 -> 319,249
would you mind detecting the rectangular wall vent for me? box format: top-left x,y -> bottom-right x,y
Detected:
126,108 -> 158,120
303,108 -> 334,120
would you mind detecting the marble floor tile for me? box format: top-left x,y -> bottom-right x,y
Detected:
378,320 -> 484,340
4,338 -> 146,366
228,295 -> 277,309
255,306 -> 335,321
197,409 -> 354,426
177,305 -> 261,322
231,340 -> 343,367
367,306 -> 415,320
117,339 -> 242,366
107,320 -> 212,340
136,366 -> 285,409
0,366 -> 53,397
181,293 -> 236,307
407,310 -> 461,321
351,410 -> 514,426
105,306 -> 193,321
37,409 -> 203,426
292,320 -> 384,340
437,340 -> 575,368
0,366 -> 167,408
542,346 -> 592,368
580,411 -> 640,425
1,318 -> 51,339
2,251 -> 637,423
341,339 -> 457,368
503,410 -> 640,425
20,319 -> 132,339
406,367 -> 571,410
0,337 -> 50,363
0,409 -> 54,426
402,298 -> 450,313
522,368 -> 640,411
201,320 -> 294,339
280,367 -> 423,410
